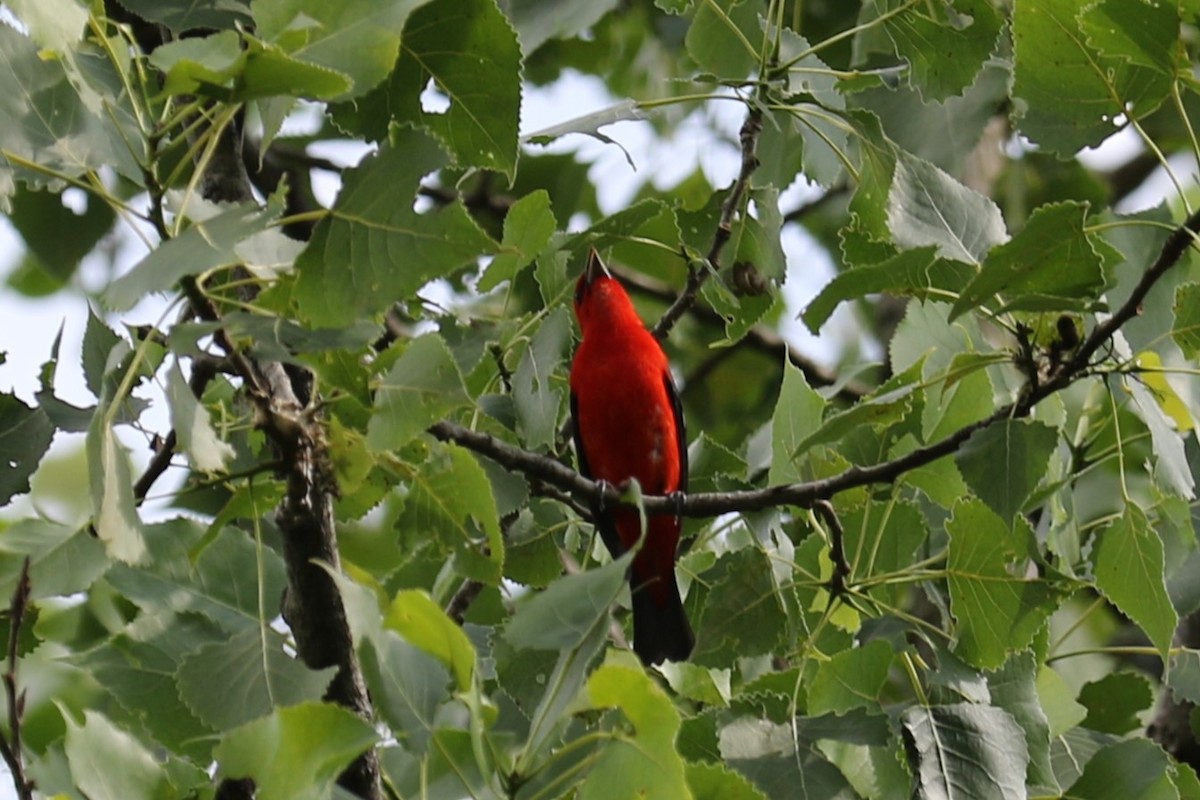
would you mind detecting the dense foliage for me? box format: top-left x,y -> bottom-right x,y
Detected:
3,0 -> 1200,798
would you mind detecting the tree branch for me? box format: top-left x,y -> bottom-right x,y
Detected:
432,207 -> 1200,520
0,559 -> 34,800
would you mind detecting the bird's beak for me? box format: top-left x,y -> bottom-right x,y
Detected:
585,248 -> 611,285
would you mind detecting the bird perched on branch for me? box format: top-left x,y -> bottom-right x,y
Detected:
569,248 -> 694,665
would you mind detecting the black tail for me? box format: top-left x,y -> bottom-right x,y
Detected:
631,578 -> 694,666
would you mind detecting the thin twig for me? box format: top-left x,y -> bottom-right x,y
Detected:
651,108 -> 765,340
621,270 -> 871,399
814,500 -> 851,599
133,354 -> 225,502
0,559 -> 34,800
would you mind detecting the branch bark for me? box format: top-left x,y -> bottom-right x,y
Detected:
432,207 -> 1200,521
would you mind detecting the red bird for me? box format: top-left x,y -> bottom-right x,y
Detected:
569,248 -> 694,665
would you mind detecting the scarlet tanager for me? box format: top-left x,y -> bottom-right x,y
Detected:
569,248 -> 695,665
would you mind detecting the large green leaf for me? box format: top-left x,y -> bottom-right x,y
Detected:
1063,739 -> 1174,800
950,202 -> 1106,320
513,308 -> 570,452
807,639 -> 893,715
63,710 -> 174,800
503,0 -> 621,54
694,548 -> 787,665
389,0 -> 522,179
252,0 -> 432,100
214,701 -> 380,800
177,626 -> 337,731
1012,0 -> 1173,154
360,633 -> 451,754
0,393 -> 54,505
1091,504 -> 1177,660
78,611 -> 223,762
955,419 -> 1058,525
945,499 -> 1058,669
887,151 -> 1007,265
166,362 -> 234,473
0,24 -> 140,202
902,703 -> 1027,800
768,356 -> 826,485
105,198 -> 284,311
802,246 -> 974,333
86,399 -> 146,565
479,189 -> 557,292
684,0 -> 760,80
367,334 -> 469,452
581,658 -> 690,799
294,127 -> 493,326
106,521 -> 288,634
878,0 -> 1002,101
990,652 -> 1058,794
117,0 -> 253,33
396,442 -> 504,582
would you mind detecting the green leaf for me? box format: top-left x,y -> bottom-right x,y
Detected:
1078,672 -> 1154,735
503,0 -> 620,53
5,0 -> 88,53
1011,0 -> 1173,155
368,334 -> 469,451
841,499 -> 928,608
955,419 -> 1059,525
720,718 -> 859,800
807,639 -> 893,716
1166,650 -> 1200,704
950,202 -> 1106,320
0,23 -> 141,199
1064,739 -> 1173,800
479,189 -> 557,292
902,703 -> 1027,800
166,362 -> 235,473
106,521 -> 287,634
252,0 -> 432,100
360,633 -> 451,753
694,548 -> 787,665
294,127 -> 493,326
803,246 -> 975,333
505,553 -> 628,650
1092,504 -> 1177,661
116,0 -> 252,33
922,352 -> 996,443
214,701 -> 380,800
791,364 -> 921,457
1080,0 -> 1181,76
990,651 -> 1058,794
684,0 -> 760,79
687,761 -> 769,800
581,658 -> 689,799
0,393 -> 54,505
768,355 -> 826,485
8,185 -> 114,281
391,0 -> 522,178
1172,283 -> 1200,358
887,151 -> 1007,264
77,611 -> 222,762
513,308 -> 570,451
396,442 -> 504,583
946,499 -> 1058,669
1125,372 -> 1195,499
879,0 -> 1002,101
105,199 -> 283,312
0,518 -> 108,601
87,404 -> 146,564
63,709 -> 171,800
177,626 -> 337,731
384,589 -> 476,691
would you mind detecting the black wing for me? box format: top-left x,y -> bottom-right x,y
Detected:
570,390 -> 624,559
665,371 -> 687,494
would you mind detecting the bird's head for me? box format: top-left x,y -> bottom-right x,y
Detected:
573,248 -> 619,328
